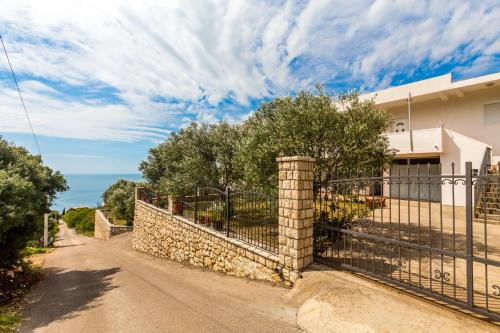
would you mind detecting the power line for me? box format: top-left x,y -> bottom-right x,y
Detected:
0,33 -> 42,157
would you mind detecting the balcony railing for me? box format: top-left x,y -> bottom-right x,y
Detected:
386,127 -> 443,156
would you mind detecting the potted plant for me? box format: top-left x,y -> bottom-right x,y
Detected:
173,201 -> 184,215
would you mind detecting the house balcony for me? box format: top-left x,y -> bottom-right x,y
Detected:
385,127 -> 444,157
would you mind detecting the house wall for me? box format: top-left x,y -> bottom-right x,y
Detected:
381,86 -> 500,206
386,85 -> 500,157
382,130 -> 488,207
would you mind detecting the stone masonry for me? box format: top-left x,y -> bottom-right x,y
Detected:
132,155 -> 315,285
277,156 -> 315,283
132,200 -> 281,283
94,209 -> 133,240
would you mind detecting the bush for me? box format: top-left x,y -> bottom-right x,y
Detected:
62,208 -> 95,235
25,211 -> 60,248
0,137 -> 67,268
102,179 -> 137,225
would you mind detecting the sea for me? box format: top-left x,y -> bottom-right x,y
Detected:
53,174 -> 143,212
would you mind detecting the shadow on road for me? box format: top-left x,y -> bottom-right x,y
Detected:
21,267 -> 120,332
53,244 -> 83,249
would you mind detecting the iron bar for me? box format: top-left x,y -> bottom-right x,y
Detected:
465,162 -> 474,308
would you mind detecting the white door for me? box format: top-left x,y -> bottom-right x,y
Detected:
393,119 -> 408,133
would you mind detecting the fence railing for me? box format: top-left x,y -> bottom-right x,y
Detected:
137,188 -> 169,209
313,161 -> 500,321
139,186 -> 279,254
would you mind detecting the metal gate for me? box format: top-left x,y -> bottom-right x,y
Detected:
313,161 -> 500,321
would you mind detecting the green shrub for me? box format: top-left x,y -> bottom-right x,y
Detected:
20,247 -> 48,256
62,207 -> 95,235
0,137 -> 67,268
25,211 -> 60,248
0,306 -> 21,332
102,179 -> 137,225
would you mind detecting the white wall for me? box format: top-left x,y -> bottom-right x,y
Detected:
387,86 -> 500,156
440,129 -> 490,206
382,129 -> 490,207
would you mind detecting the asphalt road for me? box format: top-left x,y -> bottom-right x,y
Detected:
20,221 -> 300,333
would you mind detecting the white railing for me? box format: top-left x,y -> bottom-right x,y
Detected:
386,127 -> 443,156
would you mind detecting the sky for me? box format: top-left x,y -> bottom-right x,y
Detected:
1,0 -> 499,174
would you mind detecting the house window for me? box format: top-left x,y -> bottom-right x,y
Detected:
484,102 -> 500,126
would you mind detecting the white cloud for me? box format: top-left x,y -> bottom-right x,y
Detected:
45,153 -> 105,159
0,0 -> 498,141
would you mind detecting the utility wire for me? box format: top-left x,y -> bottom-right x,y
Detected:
0,33 -> 42,157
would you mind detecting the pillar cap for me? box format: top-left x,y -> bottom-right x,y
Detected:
276,156 -> 315,162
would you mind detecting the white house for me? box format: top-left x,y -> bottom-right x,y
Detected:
360,72 -> 500,206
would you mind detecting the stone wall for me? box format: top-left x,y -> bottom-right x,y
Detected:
94,209 -> 133,240
132,200 -> 281,283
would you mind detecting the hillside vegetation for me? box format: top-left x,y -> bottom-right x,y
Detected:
62,207 -> 95,236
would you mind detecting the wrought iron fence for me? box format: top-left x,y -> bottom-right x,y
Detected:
313,161 -> 500,321
137,188 -> 169,209
139,186 -> 278,254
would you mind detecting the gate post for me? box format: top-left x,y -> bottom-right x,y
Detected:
465,161 -> 474,308
167,195 -> 179,214
277,156 -> 315,284
135,186 -> 144,201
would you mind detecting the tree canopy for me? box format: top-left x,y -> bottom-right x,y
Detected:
0,137 -> 67,267
140,86 -> 393,194
102,179 -> 137,224
140,122 -> 242,195
238,87 -> 394,188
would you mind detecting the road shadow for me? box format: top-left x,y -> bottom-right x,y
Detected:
53,244 -> 83,249
20,267 -> 120,332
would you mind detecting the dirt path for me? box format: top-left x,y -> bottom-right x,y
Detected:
20,221 -> 299,333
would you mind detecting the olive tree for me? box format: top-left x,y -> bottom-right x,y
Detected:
102,179 -> 137,225
140,85 -> 393,195
236,85 -> 394,190
140,122 -> 242,195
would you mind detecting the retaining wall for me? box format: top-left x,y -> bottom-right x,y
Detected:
94,209 -> 133,240
132,200 -> 281,283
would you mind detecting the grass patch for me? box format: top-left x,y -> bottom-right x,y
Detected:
0,306 -> 21,333
111,218 -> 129,226
315,199 -> 371,221
21,247 -> 49,257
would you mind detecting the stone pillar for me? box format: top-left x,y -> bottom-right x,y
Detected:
168,195 -> 176,214
135,186 -> 144,201
277,156 -> 315,284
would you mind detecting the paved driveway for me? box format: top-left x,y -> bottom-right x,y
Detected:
20,222 -> 299,333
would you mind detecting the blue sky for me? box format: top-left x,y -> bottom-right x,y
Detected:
1,0 -> 499,174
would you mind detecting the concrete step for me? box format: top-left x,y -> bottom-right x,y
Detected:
476,202 -> 500,209
476,207 -> 500,215
475,213 -> 500,221
477,196 -> 500,206
483,192 -> 500,198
